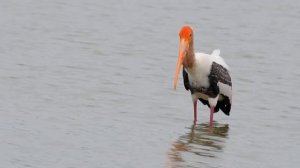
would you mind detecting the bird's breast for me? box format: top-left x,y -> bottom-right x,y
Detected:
186,67 -> 210,89
187,55 -> 212,87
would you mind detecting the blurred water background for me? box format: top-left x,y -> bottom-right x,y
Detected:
0,0 -> 299,167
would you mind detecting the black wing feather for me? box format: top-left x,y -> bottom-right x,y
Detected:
208,62 -> 232,115
182,68 -> 190,91
209,62 -> 232,87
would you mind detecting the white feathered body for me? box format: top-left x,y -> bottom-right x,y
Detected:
184,50 -> 232,107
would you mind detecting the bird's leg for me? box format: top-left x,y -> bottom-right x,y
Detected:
209,106 -> 214,128
208,96 -> 218,128
193,100 -> 197,124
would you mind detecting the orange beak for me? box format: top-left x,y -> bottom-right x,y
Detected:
173,39 -> 188,90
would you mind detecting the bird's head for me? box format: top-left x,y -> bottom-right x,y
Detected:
173,26 -> 193,90
179,26 -> 193,44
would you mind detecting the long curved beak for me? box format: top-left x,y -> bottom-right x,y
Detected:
173,40 -> 188,90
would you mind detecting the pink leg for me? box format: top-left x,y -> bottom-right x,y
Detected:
210,106 -> 214,128
193,100 -> 197,123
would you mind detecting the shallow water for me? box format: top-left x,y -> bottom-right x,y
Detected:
0,0 -> 300,168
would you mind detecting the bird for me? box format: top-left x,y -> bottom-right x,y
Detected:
173,26 -> 232,128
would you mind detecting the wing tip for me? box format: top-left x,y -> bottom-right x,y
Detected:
212,49 -> 221,56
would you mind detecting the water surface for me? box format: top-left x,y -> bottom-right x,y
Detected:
0,0 -> 299,168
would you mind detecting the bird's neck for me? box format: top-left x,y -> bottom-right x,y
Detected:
183,42 -> 195,68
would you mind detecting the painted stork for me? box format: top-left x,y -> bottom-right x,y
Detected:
173,26 -> 232,127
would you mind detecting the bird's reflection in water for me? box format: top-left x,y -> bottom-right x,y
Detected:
167,122 -> 229,168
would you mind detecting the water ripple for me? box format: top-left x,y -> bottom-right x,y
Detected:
168,123 -> 229,168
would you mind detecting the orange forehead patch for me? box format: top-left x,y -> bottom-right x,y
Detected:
179,26 -> 193,40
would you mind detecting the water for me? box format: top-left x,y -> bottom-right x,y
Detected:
0,0 -> 299,167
